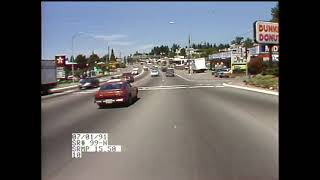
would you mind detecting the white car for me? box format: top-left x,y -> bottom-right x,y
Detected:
131,68 -> 139,75
150,69 -> 160,77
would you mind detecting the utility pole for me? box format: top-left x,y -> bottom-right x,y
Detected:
108,46 -> 110,63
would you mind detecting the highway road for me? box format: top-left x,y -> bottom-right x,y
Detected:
41,70 -> 278,180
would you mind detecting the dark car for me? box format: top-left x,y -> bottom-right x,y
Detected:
215,68 -> 231,78
166,68 -> 175,77
121,72 -> 134,83
79,77 -> 100,89
94,79 -> 138,108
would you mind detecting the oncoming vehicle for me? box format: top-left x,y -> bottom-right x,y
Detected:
150,69 -> 160,77
79,77 -> 100,89
94,79 -> 138,108
166,68 -> 175,77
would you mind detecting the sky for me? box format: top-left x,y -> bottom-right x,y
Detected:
42,1 -> 277,60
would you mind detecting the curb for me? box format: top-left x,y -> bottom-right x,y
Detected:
42,89 -> 79,100
222,83 -> 278,96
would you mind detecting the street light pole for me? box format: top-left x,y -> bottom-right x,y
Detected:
71,35 -> 76,83
188,34 -> 191,74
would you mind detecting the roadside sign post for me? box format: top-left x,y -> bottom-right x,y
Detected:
268,44 -> 273,67
253,20 -> 279,70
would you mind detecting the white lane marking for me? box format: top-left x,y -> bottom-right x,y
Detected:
175,73 -> 192,81
138,85 -> 220,91
215,85 -> 225,87
151,85 -> 190,88
188,85 -> 215,88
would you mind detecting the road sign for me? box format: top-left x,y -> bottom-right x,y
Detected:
56,67 -> 65,79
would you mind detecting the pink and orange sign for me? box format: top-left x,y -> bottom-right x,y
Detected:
254,21 -> 279,45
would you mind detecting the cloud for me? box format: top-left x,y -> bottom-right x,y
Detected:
109,41 -> 133,46
93,34 -> 128,41
91,34 -> 133,46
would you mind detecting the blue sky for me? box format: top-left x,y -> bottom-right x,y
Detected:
42,1 -> 277,59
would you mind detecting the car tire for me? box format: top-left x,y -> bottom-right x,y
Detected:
98,104 -> 104,109
126,95 -> 132,107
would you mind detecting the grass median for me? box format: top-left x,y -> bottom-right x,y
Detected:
243,74 -> 278,90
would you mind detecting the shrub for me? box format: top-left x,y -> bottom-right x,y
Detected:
248,58 -> 263,75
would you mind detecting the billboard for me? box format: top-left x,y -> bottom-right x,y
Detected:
254,21 -> 279,45
231,52 -> 247,64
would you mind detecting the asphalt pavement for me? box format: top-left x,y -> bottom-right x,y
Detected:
42,69 -> 278,180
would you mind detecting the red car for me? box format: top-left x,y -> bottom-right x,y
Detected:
94,79 -> 138,108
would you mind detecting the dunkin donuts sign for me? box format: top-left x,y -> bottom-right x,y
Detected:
254,21 -> 279,45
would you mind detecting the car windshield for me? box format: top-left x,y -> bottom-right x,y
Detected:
100,83 -> 123,90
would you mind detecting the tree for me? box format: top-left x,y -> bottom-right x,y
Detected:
218,43 -> 225,49
271,3 -> 279,22
180,48 -> 186,57
110,49 -> 116,62
171,43 -> 180,53
231,36 -> 244,45
88,53 -> 100,70
75,54 -> 87,69
243,38 -> 254,48
169,51 -> 175,58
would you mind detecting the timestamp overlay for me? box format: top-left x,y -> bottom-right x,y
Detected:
72,133 -> 122,158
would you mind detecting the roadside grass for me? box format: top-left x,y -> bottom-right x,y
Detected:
243,74 -> 278,90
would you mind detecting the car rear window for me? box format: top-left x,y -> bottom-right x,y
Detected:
80,78 -> 95,83
122,73 -> 132,76
100,83 -> 123,90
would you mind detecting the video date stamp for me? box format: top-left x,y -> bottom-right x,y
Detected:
72,133 -> 121,158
